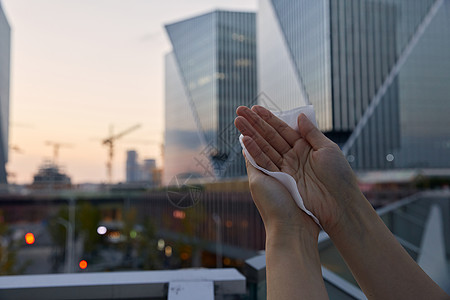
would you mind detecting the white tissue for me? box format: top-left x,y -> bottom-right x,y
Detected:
239,105 -> 322,228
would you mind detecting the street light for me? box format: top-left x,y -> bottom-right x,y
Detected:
55,197 -> 75,273
212,215 -> 222,268
56,217 -> 74,273
79,260 -> 88,270
25,233 -> 35,245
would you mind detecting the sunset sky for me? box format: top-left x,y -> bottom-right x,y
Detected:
2,0 -> 257,184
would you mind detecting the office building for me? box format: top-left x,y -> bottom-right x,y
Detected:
126,150 -> 159,186
0,2 -> 10,184
164,10 -> 257,184
126,150 -> 140,182
141,159 -> 156,183
259,0 -> 450,169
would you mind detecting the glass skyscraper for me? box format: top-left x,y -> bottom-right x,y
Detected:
164,10 -> 257,184
0,2 -> 10,184
259,0 -> 450,170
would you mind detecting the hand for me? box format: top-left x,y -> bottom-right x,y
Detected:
243,153 -> 320,239
235,105 -> 362,235
237,106 -> 450,300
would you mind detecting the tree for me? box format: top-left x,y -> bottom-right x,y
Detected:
0,210 -> 29,275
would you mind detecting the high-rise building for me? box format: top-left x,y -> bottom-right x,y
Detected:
0,2 -> 10,184
259,0 -> 450,170
164,10 -> 257,184
126,150 -> 159,185
126,150 -> 140,182
141,159 -> 156,183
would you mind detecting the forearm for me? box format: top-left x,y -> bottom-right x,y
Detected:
330,193 -> 448,299
266,225 -> 329,300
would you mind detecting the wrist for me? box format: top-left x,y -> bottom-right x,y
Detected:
266,223 -> 318,250
264,220 -> 327,300
265,223 -> 322,277
327,192 -> 376,244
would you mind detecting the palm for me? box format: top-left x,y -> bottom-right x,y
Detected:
280,140 -> 345,230
236,105 -> 358,232
245,156 -> 321,235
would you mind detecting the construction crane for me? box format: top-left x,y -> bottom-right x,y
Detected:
102,124 -> 141,184
7,145 -> 24,183
9,144 -> 24,154
45,141 -> 73,164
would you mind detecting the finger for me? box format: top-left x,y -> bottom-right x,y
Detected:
235,116 -> 284,168
243,151 -> 260,181
297,113 -> 333,150
244,155 -> 273,197
242,135 -> 279,172
236,106 -> 292,155
251,105 -> 301,146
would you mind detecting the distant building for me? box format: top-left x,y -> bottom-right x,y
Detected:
151,168 -> 162,187
126,150 -> 140,182
259,0 -> 450,169
31,161 -> 71,189
0,2 -> 10,184
125,150 -> 159,186
164,10 -> 257,184
141,159 -> 156,182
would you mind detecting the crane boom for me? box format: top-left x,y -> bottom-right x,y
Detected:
102,123 -> 141,183
45,141 -> 73,164
102,124 -> 141,145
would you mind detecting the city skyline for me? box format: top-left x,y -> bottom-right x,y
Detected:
1,0 -> 257,184
3,0 -> 449,184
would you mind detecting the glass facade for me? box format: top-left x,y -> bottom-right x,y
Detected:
330,0 -> 401,168
257,0 -> 331,128
270,0 -> 333,131
164,52 -> 209,184
164,11 -> 257,183
346,0 -> 450,169
259,0 -> 450,170
0,3 -> 10,183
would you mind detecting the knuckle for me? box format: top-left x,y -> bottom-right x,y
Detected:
260,143 -> 271,154
264,160 -> 273,170
278,122 -> 288,133
254,150 -> 264,160
261,109 -> 272,121
266,130 -> 276,141
248,115 -> 259,127
275,156 -> 284,167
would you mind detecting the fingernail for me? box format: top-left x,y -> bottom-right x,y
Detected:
299,113 -> 309,122
251,105 -> 262,112
252,105 -> 269,117
242,135 -> 252,144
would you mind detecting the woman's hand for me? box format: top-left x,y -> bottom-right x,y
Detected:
236,105 -> 450,300
235,105 -> 363,235
237,107 -> 330,300
243,153 -> 320,239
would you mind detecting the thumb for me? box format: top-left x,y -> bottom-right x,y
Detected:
243,150 -> 263,182
298,113 -> 333,150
